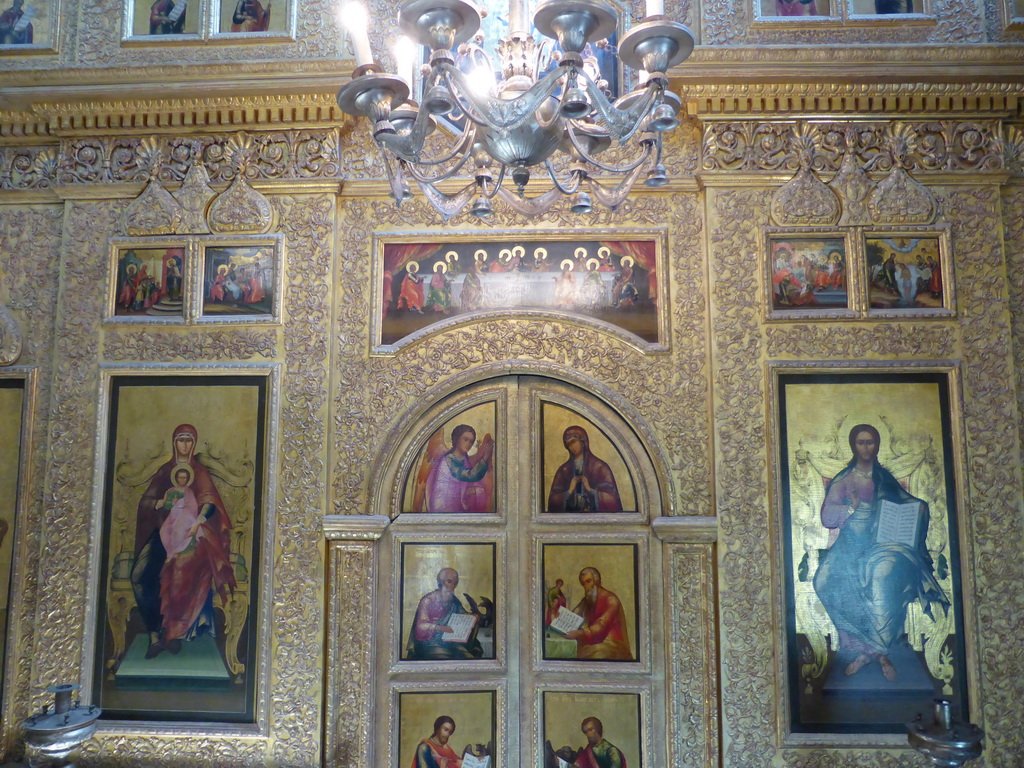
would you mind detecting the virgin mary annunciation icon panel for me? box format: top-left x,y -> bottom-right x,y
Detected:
775,368 -> 968,734
540,402 -> 636,515
401,401 -> 497,515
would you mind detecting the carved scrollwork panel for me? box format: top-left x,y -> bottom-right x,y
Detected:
1003,186 -> 1024,462
102,330 -> 278,361
266,193 -> 333,766
30,200 -> 118,704
325,542 -> 374,768
331,195 -> 711,519
0,147 -> 60,192
53,131 -> 342,188
765,324 -> 958,358
0,205 -> 62,753
703,120 -> 1004,176
667,543 -> 718,768
708,187 -> 775,768
940,186 -> 1024,766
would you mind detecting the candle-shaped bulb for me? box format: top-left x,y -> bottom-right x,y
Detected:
645,0 -> 664,15
341,2 -> 374,66
394,35 -> 417,90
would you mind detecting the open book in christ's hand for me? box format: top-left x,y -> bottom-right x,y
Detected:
461,753 -> 491,768
440,612 -> 478,643
548,605 -> 585,636
875,499 -> 922,547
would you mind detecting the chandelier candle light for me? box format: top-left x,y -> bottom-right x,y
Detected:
336,0 -> 693,217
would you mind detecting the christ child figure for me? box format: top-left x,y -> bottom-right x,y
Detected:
159,464 -> 203,558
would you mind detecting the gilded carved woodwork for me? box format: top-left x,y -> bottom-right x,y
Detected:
765,324 -> 958,357
770,124 -> 842,226
1003,183 -> 1024,468
266,193 -> 333,766
0,206 -> 62,757
331,192 -> 711,519
173,159 -> 216,234
0,302 -> 23,367
702,119 -> 1006,175
122,177 -> 183,236
665,542 -> 719,768
102,330 -> 278,361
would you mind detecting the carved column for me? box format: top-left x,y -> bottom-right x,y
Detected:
323,515 -> 390,768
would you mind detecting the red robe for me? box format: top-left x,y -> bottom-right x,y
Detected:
398,273 -> 425,310
571,587 -> 632,660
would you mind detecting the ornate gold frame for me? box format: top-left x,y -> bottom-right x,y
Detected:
765,359 -> 980,747
369,230 -> 671,357
83,362 -> 282,736
762,227 -> 857,321
0,367 -> 38,756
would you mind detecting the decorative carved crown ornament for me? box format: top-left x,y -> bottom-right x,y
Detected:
122,139 -> 184,236
828,126 -> 873,225
120,134 -> 273,236
770,123 -> 840,227
207,132 -> 275,234
868,123 -> 937,225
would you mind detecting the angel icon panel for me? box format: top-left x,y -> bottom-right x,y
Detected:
401,401 -> 497,515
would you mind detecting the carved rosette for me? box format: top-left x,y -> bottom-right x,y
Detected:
122,177 -> 184,236
173,160 -> 216,234
208,174 -> 274,234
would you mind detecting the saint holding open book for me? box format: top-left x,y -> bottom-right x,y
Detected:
813,424 -> 949,683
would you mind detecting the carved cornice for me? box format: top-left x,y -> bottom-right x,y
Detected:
681,81 -> 1022,119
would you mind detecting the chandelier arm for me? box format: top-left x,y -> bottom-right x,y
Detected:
494,185 -> 563,216
374,103 -> 434,162
585,160 -> 650,209
385,120 -> 477,171
400,131 -> 477,184
581,75 -> 661,142
481,165 -> 507,199
543,160 -> 582,195
382,153 -> 408,203
566,126 -> 654,173
414,178 -> 478,220
438,64 -> 566,131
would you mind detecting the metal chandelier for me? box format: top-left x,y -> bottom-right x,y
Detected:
336,0 -> 694,218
